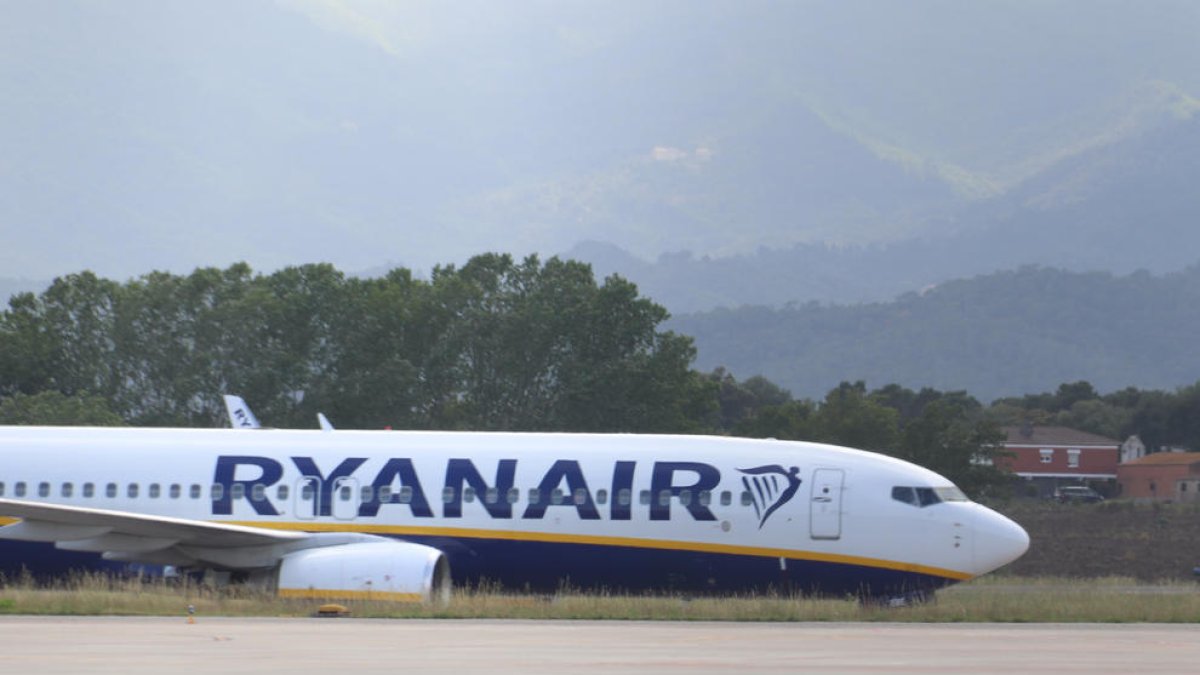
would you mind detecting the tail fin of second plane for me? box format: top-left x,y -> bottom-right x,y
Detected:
222,395 -> 262,429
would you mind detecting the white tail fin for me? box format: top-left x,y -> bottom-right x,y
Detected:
222,395 -> 261,429
317,412 -> 335,432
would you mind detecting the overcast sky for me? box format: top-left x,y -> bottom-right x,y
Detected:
2,0 -> 1197,282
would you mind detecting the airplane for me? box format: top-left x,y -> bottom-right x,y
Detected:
0,426 -> 1029,604
222,394 -> 335,432
222,395 -> 261,429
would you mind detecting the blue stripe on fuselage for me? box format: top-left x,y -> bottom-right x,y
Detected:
0,537 -> 954,598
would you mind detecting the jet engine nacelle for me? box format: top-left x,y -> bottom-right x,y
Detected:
276,541 -> 450,604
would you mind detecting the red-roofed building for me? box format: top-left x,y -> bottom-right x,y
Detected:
1116,453 -> 1200,503
998,425 -> 1120,496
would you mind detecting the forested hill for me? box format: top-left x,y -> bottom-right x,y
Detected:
668,265 -> 1200,401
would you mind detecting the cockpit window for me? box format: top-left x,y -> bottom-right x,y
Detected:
893,485 -> 969,507
934,486 -> 968,502
891,486 -> 918,506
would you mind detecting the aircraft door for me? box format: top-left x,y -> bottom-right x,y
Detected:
809,469 -> 844,540
332,477 -> 360,520
295,477 -> 320,520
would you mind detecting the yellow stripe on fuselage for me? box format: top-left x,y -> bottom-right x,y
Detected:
227,520 -> 974,582
0,517 -> 16,526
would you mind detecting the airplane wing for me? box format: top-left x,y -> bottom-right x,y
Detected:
0,497 -> 449,601
0,497 -> 303,547
0,497 -> 358,568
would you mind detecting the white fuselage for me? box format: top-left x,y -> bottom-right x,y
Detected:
0,427 -> 1029,597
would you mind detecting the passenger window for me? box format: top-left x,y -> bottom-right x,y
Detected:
573,487 -> 588,505
617,489 -> 631,506
550,488 -> 564,505
528,489 -> 542,505
485,487 -> 499,505
83,482 -> 94,498
190,484 -> 202,499
252,484 -> 267,502
741,491 -> 753,506
149,483 -> 161,499
377,486 -> 392,502
398,486 -> 413,504
339,485 -> 352,501
639,490 -> 651,505
230,484 -> 245,500
299,484 -> 314,501
463,487 -> 476,503
38,482 -> 50,498
658,490 -> 671,507
127,483 -> 139,499
106,483 -> 117,498
360,485 -> 373,503
278,485 -> 290,501
169,484 -> 181,499
678,489 -> 693,506
595,489 -> 609,505
892,486 -> 918,506
507,488 -> 520,504
15,482 -> 26,497
0,482 -> 5,496
442,487 -> 456,503
211,484 -> 225,501
720,491 -> 732,506
699,490 -> 711,506
61,483 -> 73,498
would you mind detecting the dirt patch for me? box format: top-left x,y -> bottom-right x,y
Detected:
995,501 -> 1200,580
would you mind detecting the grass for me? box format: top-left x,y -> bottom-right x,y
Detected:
1,573 -> 1198,622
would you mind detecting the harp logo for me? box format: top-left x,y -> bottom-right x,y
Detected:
738,465 -> 803,528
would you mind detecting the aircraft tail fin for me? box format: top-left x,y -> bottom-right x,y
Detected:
222,395 -> 262,429
317,412 -> 335,432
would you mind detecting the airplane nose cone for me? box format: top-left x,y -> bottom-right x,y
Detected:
973,507 -> 1030,576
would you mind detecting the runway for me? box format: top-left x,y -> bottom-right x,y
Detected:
2,617 -> 1197,674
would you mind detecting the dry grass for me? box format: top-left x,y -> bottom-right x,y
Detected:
2,573 -> 1199,622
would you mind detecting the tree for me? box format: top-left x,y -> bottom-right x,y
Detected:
896,397 -> 1009,496
732,399 -> 814,440
0,292 -> 58,396
0,391 -> 124,426
1052,381 -> 1100,411
806,381 -> 899,452
704,368 -> 793,432
1055,399 -> 1132,441
1165,383 -> 1200,451
22,272 -> 121,400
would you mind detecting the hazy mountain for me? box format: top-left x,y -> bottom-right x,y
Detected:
668,265 -> 1200,402
3,1 -> 1198,282
568,93 -> 1200,313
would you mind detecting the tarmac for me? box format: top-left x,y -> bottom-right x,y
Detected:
2,616 -> 1198,674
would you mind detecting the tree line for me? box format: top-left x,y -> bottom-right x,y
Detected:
0,256 -> 709,433
3,257 -> 1199,496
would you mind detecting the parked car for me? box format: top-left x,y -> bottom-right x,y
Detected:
1054,486 -> 1104,503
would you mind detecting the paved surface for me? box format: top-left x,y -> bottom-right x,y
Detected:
2,617 -> 1198,674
